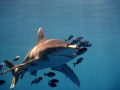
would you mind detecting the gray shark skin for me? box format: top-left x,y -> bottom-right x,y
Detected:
0,28 -> 81,89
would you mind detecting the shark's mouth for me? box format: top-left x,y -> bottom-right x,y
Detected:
59,55 -> 73,59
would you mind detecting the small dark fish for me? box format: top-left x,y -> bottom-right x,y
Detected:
76,48 -> 87,55
35,77 -> 43,84
31,77 -> 43,85
77,37 -> 83,41
0,80 -> 5,85
0,63 -> 4,71
37,77 -> 43,81
65,35 -> 73,42
48,82 -> 57,87
13,56 -> 20,61
73,58 -> 83,67
49,79 -> 59,83
70,37 -> 83,45
20,74 -> 24,79
31,71 -> 37,76
77,41 -> 92,47
31,80 -> 35,85
44,72 -> 56,77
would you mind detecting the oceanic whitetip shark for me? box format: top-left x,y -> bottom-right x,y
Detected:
0,28 -> 87,89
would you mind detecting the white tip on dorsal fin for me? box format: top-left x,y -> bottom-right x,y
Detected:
37,28 -> 46,45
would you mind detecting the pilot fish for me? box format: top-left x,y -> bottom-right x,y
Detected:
44,72 -> 56,77
65,35 -> 73,42
0,63 -> 4,71
48,82 -> 57,87
73,58 -> 83,67
0,80 -> 5,85
49,79 -> 59,83
70,37 -> 83,45
13,56 -> 20,61
77,41 -> 92,47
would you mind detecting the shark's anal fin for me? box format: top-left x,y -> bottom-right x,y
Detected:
51,64 -> 80,87
37,28 -> 46,45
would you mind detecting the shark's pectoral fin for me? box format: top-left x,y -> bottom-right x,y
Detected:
51,64 -> 80,87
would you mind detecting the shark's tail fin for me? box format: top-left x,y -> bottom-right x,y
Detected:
4,60 -> 20,90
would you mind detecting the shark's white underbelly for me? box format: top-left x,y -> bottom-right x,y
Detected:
27,55 -> 73,72
27,47 -> 78,73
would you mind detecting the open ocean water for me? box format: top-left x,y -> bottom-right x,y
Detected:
0,0 -> 120,90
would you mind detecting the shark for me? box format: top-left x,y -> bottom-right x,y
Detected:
0,28 -> 87,89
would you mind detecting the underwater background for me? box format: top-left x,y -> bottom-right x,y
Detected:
0,0 -> 120,90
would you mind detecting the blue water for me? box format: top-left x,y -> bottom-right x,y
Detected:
0,0 -> 120,90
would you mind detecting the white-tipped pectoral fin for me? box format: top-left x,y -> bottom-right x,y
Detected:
68,45 -> 77,48
51,64 -> 80,87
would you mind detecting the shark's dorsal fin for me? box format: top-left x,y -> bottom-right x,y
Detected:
37,28 -> 46,45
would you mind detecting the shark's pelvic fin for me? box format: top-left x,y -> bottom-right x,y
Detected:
37,28 -> 46,45
4,60 -> 20,90
51,64 -> 80,87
